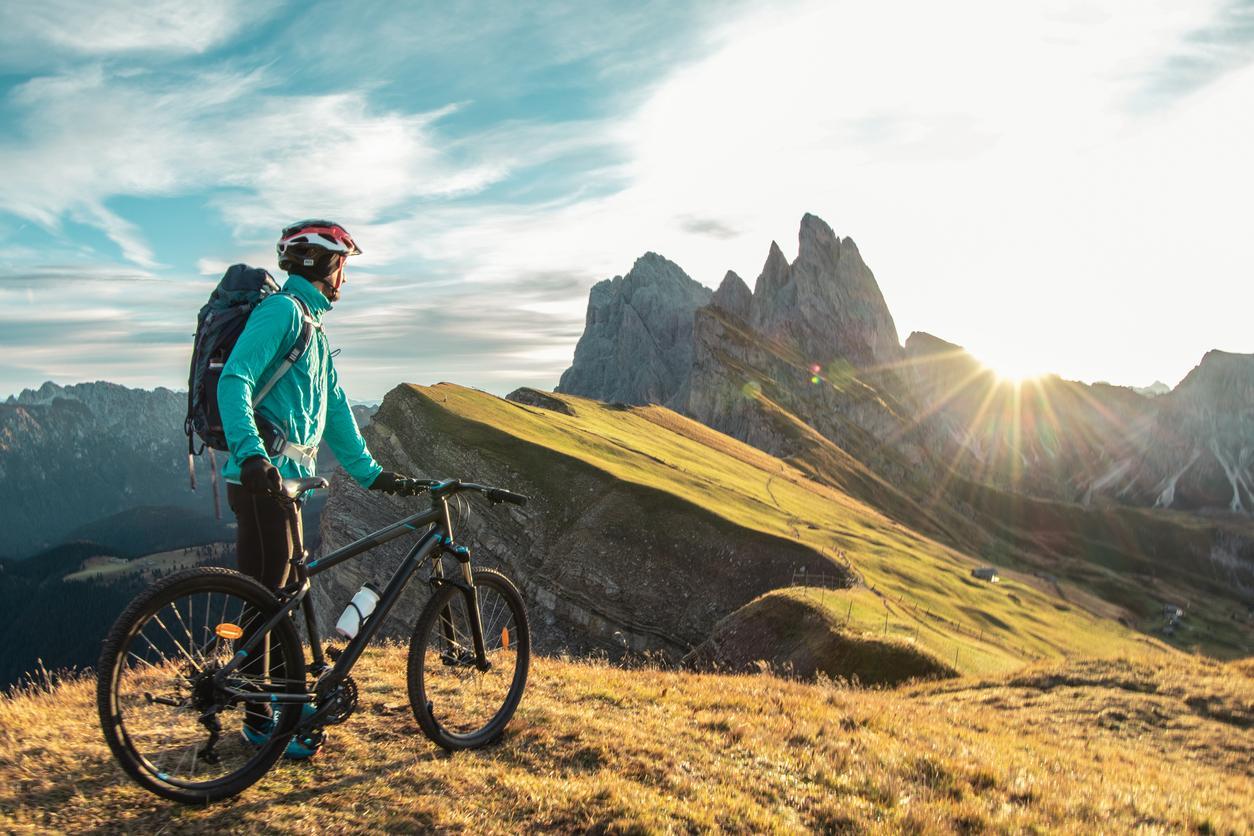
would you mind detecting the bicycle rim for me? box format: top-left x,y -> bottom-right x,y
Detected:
413,573 -> 527,745
103,576 -> 303,792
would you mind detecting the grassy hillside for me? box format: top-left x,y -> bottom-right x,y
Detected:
687,588 -> 958,685
405,384 -> 1174,675
1,645 -> 1249,832
62,543 -> 231,584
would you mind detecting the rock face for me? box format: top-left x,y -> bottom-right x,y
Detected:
751,214 -> 902,369
558,214 -> 934,496
556,252 -> 712,408
313,384 -> 844,659
505,387 -> 575,415
711,270 -> 752,320
1122,351 -> 1254,512
0,381 -> 205,556
558,216 -> 902,410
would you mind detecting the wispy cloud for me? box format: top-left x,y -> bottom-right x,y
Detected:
0,64 -> 507,267
1132,0 -> 1254,108
0,0 -> 282,67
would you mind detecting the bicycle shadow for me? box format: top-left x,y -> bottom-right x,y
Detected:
19,744 -> 450,834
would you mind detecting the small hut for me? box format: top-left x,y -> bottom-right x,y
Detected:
972,567 -> 1000,583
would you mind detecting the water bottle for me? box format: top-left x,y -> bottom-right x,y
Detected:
335,582 -> 382,639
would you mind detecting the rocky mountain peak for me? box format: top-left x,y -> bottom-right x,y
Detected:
556,252 -> 712,407
1171,350 -> 1254,410
904,331 -> 965,357
711,270 -> 752,320
750,215 -> 902,367
754,241 -> 791,297
797,212 -> 839,257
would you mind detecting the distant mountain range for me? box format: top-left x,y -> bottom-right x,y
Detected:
0,381 -> 210,557
557,213 -> 1254,518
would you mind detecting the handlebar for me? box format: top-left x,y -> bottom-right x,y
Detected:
276,475 -> 528,506
394,477 -> 529,506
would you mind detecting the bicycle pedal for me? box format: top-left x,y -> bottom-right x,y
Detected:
325,645 -> 342,661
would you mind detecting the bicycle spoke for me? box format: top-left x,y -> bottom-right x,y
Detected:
108,578 -> 304,792
151,612 -> 203,672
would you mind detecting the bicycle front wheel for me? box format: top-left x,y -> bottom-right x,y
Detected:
96,567 -> 306,804
407,568 -> 530,750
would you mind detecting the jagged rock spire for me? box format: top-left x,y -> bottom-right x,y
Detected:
750,214 -> 902,367
556,252 -> 712,407
712,271 -> 752,321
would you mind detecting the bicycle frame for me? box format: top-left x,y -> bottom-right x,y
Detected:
212,491 -> 488,725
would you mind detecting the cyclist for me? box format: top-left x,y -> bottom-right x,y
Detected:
217,219 -> 415,758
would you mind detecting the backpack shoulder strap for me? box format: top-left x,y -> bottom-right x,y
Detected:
251,293 -> 319,407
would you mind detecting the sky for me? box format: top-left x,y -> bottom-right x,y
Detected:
1,0 -> 1252,400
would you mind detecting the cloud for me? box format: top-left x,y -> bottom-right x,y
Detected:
0,64 -> 506,266
0,264 -> 157,284
677,216 -> 739,240
0,0 -> 282,67
1132,0 -> 1254,107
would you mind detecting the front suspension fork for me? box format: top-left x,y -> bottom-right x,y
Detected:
437,541 -> 490,670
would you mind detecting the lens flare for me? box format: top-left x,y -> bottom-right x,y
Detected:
741,380 -> 762,398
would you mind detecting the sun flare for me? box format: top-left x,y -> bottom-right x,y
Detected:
976,352 -> 1052,384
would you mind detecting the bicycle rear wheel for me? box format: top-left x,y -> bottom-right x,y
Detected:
96,567 -> 306,804
407,568 -> 530,750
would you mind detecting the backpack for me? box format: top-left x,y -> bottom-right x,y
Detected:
184,264 -> 317,497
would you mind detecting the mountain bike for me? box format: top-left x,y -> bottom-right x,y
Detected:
96,476 -> 531,804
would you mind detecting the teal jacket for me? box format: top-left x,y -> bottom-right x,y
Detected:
217,275 -> 383,489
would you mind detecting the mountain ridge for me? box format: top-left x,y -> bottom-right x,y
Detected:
557,213 -> 1254,519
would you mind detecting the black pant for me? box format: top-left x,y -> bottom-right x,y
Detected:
227,484 -> 304,725
227,483 -> 304,591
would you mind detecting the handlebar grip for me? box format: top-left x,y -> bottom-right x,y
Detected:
400,478 -> 434,497
486,488 -> 528,506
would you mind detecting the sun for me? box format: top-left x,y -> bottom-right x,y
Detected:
975,351 -> 1052,384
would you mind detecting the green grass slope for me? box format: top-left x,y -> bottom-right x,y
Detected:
402,383 -> 1175,676
2,646 -> 1249,832
687,587 -> 958,685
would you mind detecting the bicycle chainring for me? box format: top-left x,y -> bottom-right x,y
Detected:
320,675 -> 358,726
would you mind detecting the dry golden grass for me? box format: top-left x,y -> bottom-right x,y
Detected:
2,645 -> 1250,834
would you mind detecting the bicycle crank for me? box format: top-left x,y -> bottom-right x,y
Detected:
318,675 -> 359,726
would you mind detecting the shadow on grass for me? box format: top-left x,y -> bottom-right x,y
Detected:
17,742 -> 450,833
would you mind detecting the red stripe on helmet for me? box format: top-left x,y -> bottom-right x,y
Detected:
279,223 -> 361,255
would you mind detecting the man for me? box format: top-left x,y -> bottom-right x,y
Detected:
218,219 -> 415,758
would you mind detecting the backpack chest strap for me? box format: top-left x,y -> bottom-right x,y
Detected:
279,440 -> 318,471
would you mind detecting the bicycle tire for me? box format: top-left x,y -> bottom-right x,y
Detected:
97,566 -> 306,804
406,568 -> 530,750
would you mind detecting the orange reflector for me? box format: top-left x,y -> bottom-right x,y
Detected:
215,623 -> 244,640
501,627 -> 510,649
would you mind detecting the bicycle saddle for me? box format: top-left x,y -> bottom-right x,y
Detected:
280,476 -> 329,499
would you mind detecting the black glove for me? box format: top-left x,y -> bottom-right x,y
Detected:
369,471 -> 421,496
240,455 -> 282,496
